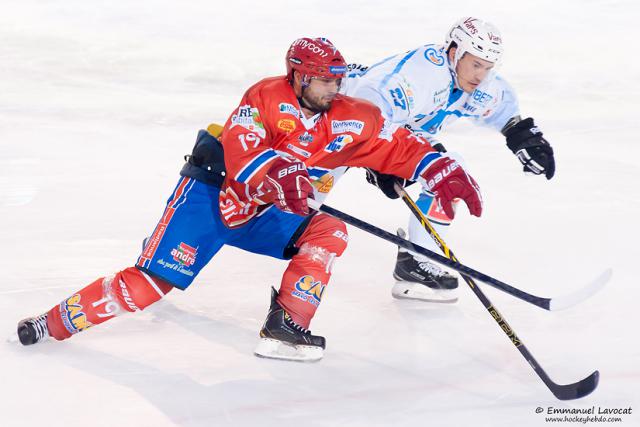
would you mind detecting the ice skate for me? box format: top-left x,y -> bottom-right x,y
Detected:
254,287 -> 325,362
14,314 -> 50,345
392,230 -> 458,303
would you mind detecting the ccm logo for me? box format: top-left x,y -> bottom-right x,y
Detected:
426,162 -> 460,190
278,163 -> 305,178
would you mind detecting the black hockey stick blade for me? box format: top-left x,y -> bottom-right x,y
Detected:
550,370 -> 599,400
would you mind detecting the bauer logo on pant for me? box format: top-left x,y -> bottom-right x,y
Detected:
171,242 -> 197,267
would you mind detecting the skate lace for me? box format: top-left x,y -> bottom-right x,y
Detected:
285,315 -> 311,335
417,261 -> 447,278
30,314 -> 49,341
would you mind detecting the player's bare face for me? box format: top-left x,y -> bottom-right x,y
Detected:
300,77 -> 341,116
452,50 -> 495,93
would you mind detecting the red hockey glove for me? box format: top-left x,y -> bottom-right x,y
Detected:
263,157 -> 314,216
421,157 -> 482,219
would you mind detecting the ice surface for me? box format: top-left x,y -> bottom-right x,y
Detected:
1,1 -> 638,426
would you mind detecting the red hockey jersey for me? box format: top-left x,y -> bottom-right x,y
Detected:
219,76 -> 442,227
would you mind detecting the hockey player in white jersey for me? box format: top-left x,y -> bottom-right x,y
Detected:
342,16 -> 555,302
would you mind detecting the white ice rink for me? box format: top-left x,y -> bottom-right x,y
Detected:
1,1 -> 638,426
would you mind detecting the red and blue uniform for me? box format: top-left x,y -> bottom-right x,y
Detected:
44,75 -> 444,340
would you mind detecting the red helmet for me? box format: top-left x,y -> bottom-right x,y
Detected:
286,37 -> 347,81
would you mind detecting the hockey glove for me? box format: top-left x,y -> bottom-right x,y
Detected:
503,117 -> 555,180
365,169 -> 414,199
263,157 -> 314,216
421,157 -> 482,219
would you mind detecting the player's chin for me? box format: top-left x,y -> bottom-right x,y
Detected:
317,99 -> 334,112
462,81 -> 479,93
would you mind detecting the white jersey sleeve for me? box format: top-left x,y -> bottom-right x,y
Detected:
468,74 -> 520,132
341,46 -> 452,129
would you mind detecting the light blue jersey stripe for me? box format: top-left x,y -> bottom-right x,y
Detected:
377,49 -> 419,91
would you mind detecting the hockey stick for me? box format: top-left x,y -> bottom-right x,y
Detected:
307,198 -> 599,400
393,184 -> 610,311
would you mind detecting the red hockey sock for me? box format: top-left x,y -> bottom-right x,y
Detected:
47,267 -> 173,341
277,214 -> 348,328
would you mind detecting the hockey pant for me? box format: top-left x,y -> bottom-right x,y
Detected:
45,178 -> 348,340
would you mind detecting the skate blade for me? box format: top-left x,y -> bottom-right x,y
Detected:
391,281 -> 458,303
254,338 -> 323,363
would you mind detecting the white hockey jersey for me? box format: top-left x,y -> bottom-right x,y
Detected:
341,44 -> 519,141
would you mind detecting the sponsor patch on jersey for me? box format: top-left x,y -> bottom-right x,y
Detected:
292,275 -> 326,307
331,119 -> 364,135
171,242 -> 197,267
325,134 -> 353,152
424,47 -> 445,66
60,294 -> 92,334
286,143 -> 311,158
312,174 -> 334,193
278,103 -> 299,117
471,89 -> 493,104
230,105 -> 266,138
277,118 -> 296,133
462,102 -> 477,113
432,86 -> 449,105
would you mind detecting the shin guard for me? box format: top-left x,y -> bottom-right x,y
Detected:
277,214 -> 348,328
47,267 -> 173,341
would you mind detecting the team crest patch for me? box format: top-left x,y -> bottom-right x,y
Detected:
325,134 -> 353,153
277,118 -> 296,133
292,275 -> 326,307
424,47 -> 445,66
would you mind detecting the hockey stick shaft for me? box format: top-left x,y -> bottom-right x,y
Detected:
393,184 -> 553,309
308,199 -> 599,400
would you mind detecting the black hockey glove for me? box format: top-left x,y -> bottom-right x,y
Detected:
365,169 -> 415,199
503,117 -> 555,180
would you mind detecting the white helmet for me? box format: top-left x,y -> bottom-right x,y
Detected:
445,17 -> 503,69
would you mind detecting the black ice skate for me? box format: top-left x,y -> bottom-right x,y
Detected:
392,229 -> 458,303
16,313 -> 50,345
254,287 -> 325,362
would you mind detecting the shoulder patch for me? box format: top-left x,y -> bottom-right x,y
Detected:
424,47 -> 445,66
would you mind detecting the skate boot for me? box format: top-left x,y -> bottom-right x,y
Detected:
16,313 -> 50,345
392,230 -> 458,303
254,287 -> 325,362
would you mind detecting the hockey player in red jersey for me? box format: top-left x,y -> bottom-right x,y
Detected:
16,37 -> 482,361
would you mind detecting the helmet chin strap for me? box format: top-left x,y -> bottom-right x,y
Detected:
447,52 -> 463,90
